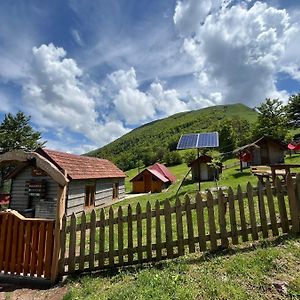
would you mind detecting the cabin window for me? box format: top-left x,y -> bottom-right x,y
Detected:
112,182 -> 119,199
85,185 -> 95,208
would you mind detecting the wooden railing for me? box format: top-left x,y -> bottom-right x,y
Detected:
0,210 -> 55,279
59,175 -> 300,276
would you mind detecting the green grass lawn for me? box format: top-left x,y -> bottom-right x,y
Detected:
63,234 -> 300,300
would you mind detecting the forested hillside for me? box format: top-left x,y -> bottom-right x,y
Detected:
87,103 -> 258,170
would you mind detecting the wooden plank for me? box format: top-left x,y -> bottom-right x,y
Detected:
16,220 -> 25,275
175,197 -> 184,256
44,221 -> 54,279
286,174 -> 300,233
155,200 -> 162,260
118,206 -> 124,266
257,181 -> 269,238
23,221 -> 32,276
59,216 -> 67,276
37,222 -> 46,277
99,209 -> 105,268
30,221 -> 39,276
207,191 -> 217,250
228,187 -> 238,244
4,214 -> 13,273
296,174 -> 300,214
10,216 -> 19,274
89,209 -> 96,269
275,177 -> 289,233
246,182 -> 259,240
127,205 -> 133,264
237,185 -> 248,242
109,207 -> 115,267
265,180 -> 279,236
79,211 -> 86,271
164,199 -> 173,258
0,214 -> 8,271
185,195 -> 195,253
195,192 -> 206,251
136,203 -> 143,263
146,201 -> 152,261
68,213 -> 77,273
217,190 -> 229,248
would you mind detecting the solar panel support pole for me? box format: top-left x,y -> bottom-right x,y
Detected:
197,148 -> 201,191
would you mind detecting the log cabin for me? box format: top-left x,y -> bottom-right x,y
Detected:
0,148 -> 126,219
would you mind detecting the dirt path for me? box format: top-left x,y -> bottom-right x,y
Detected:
0,283 -> 68,300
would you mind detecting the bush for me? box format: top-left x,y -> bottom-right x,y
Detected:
163,151 -> 182,166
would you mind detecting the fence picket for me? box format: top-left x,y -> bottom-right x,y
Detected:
16,220 -> 24,275
44,221 -> 54,279
109,207 -> 115,267
118,206 -> 124,266
99,209 -> 105,268
10,217 -> 19,273
296,174 -> 300,213
155,201 -> 162,260
127,205 -> 133,264
195,192 -> 206,251
257,181 -> 268,238
286,174 -> 300,233
0,214 -> 8,271
164,199 -> 173,258
228,187 -> 238,244
79,211 -> 86,271
237,185 -> 248,242
146,202 -> 152,261
246,182 -> 258,241
136,203 -> 143,262
275,177 -> 289,233
59,216 -> 67,275
37,222 -> 46,277
207,191 -> 217,250
4,214 -> 13,273
30,222 -> 39,276
185,195 -> 195,253
218,190 -> 229,248
89,209 -> 96,269
175,197 -> 184,256
265,180 -> 279,236
68,213 -> 77,273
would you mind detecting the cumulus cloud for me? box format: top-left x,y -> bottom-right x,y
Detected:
104,68 -> 189,125
174,0 -> 298,106
23,43 -> 128,147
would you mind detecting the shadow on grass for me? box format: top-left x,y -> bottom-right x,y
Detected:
232,171 -> 252,179
64,233 -> 300,284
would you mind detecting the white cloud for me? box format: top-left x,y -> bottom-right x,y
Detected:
22,43 -> 128,148
0,91 -> 13,113
174,1 -> 298,106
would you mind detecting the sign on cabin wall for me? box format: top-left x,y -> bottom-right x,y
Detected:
26,180 -> 46,198
32,167 -> 47,177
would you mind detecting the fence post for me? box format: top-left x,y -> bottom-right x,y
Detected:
286,174 -> 300,233
296,174 -> 300,214
218,189 -> 229,248
51,182 -> 67,284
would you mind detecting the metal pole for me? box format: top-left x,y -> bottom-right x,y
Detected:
197,148 -> 201,191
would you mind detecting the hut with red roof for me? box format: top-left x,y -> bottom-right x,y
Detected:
130,163 -> 176,193
1,148 -> 126,219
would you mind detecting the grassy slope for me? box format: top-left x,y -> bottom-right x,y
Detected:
86,103 -> 258,162
62,154 -> 300,300
64,236 -> 300,300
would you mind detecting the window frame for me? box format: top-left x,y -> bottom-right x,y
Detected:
84,185 -> 96,208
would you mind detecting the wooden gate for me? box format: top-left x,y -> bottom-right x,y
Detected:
0,210 -> 55,280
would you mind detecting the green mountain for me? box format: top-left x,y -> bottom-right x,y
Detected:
87,103 -> 258,170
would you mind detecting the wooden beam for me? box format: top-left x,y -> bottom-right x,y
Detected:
51,175 -> 67,284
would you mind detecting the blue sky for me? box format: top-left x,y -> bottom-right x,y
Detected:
0,0 -> 299,153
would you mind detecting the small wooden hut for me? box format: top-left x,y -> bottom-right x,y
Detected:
130,163 -> 176,193
188,154 -> 221,181
1,148 -> 126,219
234,136 -> 286,171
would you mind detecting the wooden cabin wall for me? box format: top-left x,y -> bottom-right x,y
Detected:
191,163 -> 216,181
268,144 -> 284,164
10,166 -> 58,219
66,178 -> 125,216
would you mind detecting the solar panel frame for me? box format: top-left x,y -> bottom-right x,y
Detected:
177,132 -> 219,150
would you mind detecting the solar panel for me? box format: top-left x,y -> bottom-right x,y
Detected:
177,132 -> 219,150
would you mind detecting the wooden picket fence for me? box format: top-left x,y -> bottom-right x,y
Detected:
0,210 -> 55,279
59,175 -> 300,276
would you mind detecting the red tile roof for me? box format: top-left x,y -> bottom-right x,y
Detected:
149,163 -> 176,183
147,169 -> 169,183
38,148 -> 126,180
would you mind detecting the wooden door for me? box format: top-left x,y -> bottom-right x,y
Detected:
144,174 -> 152,192
260,145 -> 269,165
